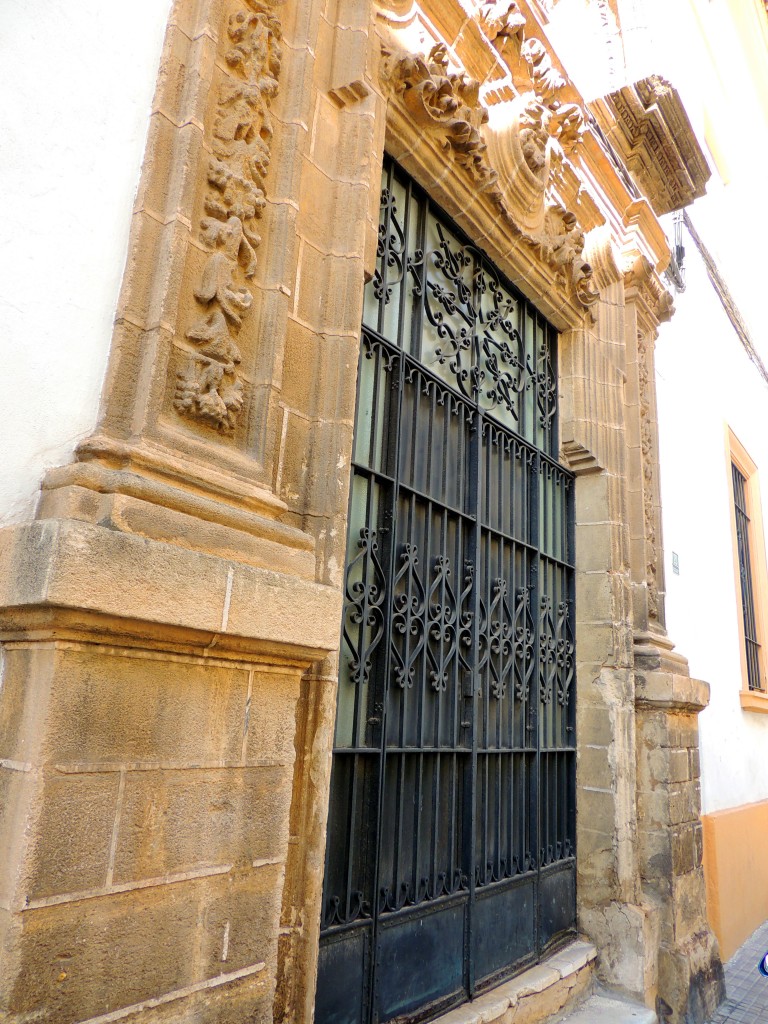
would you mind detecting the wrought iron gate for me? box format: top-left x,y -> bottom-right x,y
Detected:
316,159 -> 576,1024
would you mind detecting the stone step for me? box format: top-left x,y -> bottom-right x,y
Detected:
554,991 -> 657,1023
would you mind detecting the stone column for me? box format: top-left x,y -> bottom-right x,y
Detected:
623,257 -> 724,1023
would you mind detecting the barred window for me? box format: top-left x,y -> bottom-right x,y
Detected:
727,429 -> 768,706
732,462 -> 763,690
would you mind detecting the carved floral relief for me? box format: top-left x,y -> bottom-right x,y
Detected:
379,12 -> 598,312
382,43 -> 500,194
175,0 -> 283,432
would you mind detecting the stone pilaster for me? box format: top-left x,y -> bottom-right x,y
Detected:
623,255 -> 724,1022
559,232 -> 661,1001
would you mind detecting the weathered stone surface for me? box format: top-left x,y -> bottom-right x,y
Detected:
0,519 -> 341,656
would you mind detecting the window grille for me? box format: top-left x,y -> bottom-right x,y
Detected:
732,462 -> 764,691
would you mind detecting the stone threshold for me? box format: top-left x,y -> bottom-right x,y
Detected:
556,990 -> 657,1023
432,939 -> 597,1024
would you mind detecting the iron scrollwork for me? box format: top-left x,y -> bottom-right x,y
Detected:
539,596 -> 575,706
324,889 -> 371,929
513,586 -> 536,702
425,223 -> 529,419
342,528 -> 387,688
391,544 -> 426,688
426,555 -> 460,692
321,160 -> 576,1017
379,867 -> 466,915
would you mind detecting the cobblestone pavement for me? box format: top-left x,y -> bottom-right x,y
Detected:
708,919 -> 768,1023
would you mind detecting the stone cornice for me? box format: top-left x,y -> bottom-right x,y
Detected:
589,75 -> 711,216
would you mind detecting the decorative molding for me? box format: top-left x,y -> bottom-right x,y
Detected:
636,326 -> 659,620
584,224 -> 623,291
381,43 -> 500,194
624,254 -> 674,624
560,439 -> 603,475
380,27 -> 600,312
329,80 -> 370,107
590,75 -> 710,217
176,0 -> 284,432
625,254 -> 674,325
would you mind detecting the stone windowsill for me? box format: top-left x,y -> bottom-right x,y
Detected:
740,689 -> 768,714
431,939 -> 597,1024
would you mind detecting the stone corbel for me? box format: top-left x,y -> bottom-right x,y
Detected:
624,254 -> 674,333
478,1 -> 527,58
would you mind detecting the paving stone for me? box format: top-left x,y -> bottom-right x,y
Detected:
706,919 -> 768,1023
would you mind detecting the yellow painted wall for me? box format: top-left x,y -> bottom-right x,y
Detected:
702,799 -> 768,959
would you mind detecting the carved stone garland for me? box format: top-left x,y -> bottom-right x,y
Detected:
175,0 -> 283,432
627,258 -> 673,622
636,330 -> 659,618
380,24 -> 599,312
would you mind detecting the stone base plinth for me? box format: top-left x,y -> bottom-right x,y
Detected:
635,648 -> 725,1023
0,519 -> 340,1024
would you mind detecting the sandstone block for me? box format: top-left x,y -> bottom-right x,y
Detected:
4,864 -> 282,1024
26,771 -> 120,901
40,648 -> 249,768
112,766 -> 292,884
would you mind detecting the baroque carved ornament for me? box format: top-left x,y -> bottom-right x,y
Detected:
175,0 -> 284,432
379,5 -> 598,311
626,256 -> 673,621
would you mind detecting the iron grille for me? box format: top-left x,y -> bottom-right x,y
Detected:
732,463 -> 763,691
316,159 -> 577,1024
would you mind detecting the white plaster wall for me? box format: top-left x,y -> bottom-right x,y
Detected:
656,188 -> 768,816
0,1 -> 172,525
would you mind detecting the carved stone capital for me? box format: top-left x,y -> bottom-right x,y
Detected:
584,224 -> 623,291
624,254 -> 674,329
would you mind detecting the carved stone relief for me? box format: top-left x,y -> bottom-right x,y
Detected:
381,43 -> 500,194
636,328 -> 658,618
479,1 -> 526,54
626,256 -> 673,622
379,15 -> 598,312
175,0 -> 284,432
